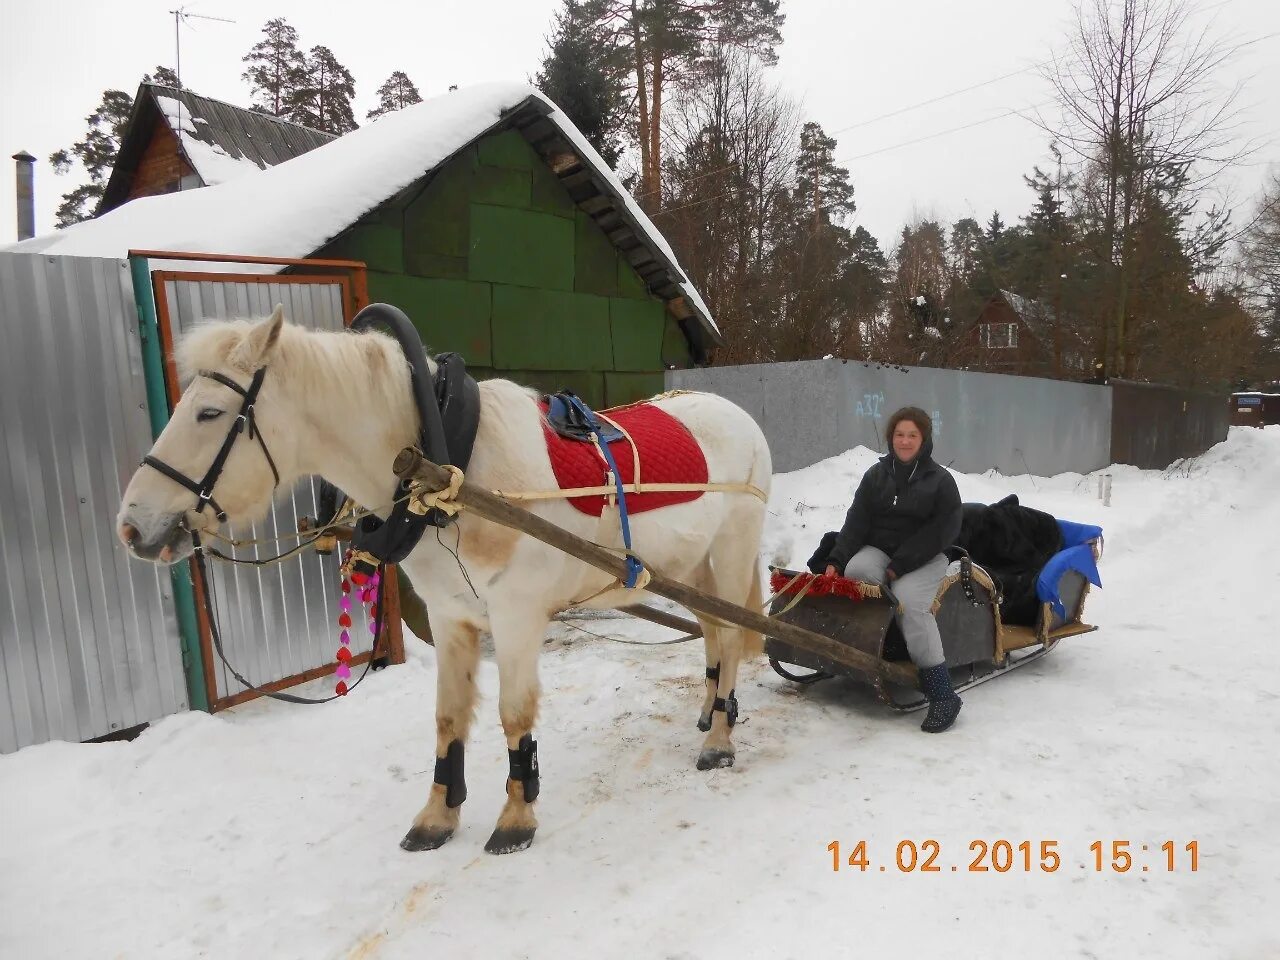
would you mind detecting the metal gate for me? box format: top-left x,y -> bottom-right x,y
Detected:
145,257 -> 402,710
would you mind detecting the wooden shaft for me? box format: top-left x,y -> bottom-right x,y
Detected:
620,604 -> 703,637
393,448 -> 919,688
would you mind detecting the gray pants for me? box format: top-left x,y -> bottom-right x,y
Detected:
842,546 -> 948,669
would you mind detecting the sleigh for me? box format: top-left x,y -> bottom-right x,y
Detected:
764,523 -> 1103,710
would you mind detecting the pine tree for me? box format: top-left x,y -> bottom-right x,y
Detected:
289,45 -> 358,134
48,88 -> 134,226
366,71 -> 423,121
145,66 -> 182,89
587,0 -> 785,211
535,0 -> 628,167
794,122 -> 853,226
769,121 -> 864,360
242,18 -> 306,117
985,210 -> 1005,243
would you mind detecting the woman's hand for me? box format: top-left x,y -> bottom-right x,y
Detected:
824,564 -> 838,577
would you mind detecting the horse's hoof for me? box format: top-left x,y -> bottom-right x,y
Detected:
697,712 -> 712,732
400,825 -> 454,852
484,826 -> 536,855
696,749 -> 734,770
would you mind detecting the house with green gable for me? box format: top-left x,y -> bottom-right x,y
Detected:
13,83 -> 721,407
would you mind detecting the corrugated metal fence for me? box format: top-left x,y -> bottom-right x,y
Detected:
0,254 -> 185,753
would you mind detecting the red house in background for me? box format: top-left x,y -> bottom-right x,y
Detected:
964,289 -> 1092,380
98,82 -> 335,215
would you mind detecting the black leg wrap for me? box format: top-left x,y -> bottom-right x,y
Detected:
507,733 -> 540,803
434,739 -> 467,808
712,689 -> 739,727
706,665 -> 720,683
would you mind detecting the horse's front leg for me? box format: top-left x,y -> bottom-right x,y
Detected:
484,606 -> 548,854
400,617 -> 481,852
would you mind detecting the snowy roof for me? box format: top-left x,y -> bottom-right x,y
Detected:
998,289 -> 1057,343
99,84 -> 335,213
9,82 -> 719,344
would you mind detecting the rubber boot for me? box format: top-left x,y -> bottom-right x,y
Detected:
918,663 -> 962,733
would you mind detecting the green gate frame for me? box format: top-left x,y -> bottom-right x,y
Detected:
128,254 -> 209,712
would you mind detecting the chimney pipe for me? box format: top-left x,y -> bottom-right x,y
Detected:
13,151 -> 36,241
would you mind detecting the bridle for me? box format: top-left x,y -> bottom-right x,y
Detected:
138,363 -> 383,706
140,367 -> 281,524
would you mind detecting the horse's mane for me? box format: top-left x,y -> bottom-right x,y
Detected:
175,318 -> 418,408
176,315 -> 540,413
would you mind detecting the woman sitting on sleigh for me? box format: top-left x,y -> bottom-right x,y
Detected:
822,406 -> 964,732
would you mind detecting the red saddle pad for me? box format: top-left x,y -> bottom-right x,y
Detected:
540,400 -> 709,516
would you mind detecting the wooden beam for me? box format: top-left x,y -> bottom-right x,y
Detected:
519,119 -> 559,144
552,160 -> 586,180
593,210 -> 623,231
665,296 -> 694,320
391,449 -> 919,688
620,604 -> 703,637
580,196 -> 614,216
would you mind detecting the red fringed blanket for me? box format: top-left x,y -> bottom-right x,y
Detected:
540,401 -> 709,517
770,570 -> 868,601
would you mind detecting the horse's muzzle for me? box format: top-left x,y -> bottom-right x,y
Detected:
118,513 -> 194,564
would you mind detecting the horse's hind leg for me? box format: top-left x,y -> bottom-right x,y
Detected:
484,605 -> 548,855
401,617 -> 481,852
691,556 -> 721,733
695,519 -> 766,771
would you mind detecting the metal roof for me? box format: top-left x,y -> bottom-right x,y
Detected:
99,84 -> 335,213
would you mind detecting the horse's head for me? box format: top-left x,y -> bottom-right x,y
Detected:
118,305 -> 291,564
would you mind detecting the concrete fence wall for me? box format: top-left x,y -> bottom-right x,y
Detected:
668,358 -> 1114,475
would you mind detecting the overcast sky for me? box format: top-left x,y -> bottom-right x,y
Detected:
2,0 -> 1278,253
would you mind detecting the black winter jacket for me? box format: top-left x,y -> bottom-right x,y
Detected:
825,439 -> 962,578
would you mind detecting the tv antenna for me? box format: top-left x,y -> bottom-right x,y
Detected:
167,7 -> 235,188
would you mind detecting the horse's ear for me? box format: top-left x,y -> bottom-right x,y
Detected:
230,304 -> 286,370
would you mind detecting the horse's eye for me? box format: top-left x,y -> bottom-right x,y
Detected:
197,408 -> 224,423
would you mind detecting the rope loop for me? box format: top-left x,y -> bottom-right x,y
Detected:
409,465 -> 466,517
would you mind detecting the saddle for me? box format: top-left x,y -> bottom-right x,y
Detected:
545,392 -> 624,444
539,392 -> 709,518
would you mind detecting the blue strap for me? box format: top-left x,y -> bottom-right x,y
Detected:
564,395 -> 644,589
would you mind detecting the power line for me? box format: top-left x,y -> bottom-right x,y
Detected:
826,65 -> 1045,138
650,0 -> 1247,199
653,14 -> 1280,227
657,100 -> 1051,221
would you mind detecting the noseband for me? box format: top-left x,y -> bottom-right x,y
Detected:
141,367 -> 281,523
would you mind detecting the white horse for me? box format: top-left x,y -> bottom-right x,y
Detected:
117,306 -> 772,854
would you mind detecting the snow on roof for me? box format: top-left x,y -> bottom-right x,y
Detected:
152,94 -> 267,185
7,82 -> 717,336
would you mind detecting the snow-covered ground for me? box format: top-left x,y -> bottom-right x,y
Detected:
3,427 -> 1278,959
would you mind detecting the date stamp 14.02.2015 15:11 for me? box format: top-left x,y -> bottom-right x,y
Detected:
827,839 -> 1201,874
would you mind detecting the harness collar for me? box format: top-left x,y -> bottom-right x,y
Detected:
346,303 -> 481,570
